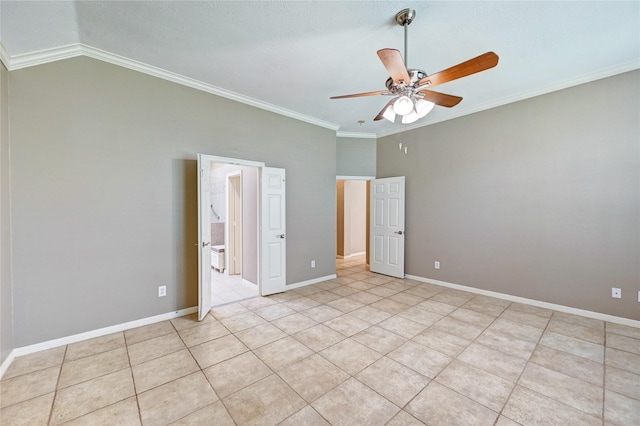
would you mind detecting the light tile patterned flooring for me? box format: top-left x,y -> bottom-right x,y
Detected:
1,255 -> 639,425
211,270 -> 258,307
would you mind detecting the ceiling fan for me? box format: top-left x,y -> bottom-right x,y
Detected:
330,9 -> 499,124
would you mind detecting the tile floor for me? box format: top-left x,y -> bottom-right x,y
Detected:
211,270 -> 258,307
1,255 -> 639,425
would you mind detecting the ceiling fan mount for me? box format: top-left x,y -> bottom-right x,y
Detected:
395,8 -> 416,27
330,8 -> 499,124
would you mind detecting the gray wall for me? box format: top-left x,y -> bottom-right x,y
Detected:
337,137 -> 376,177
8,57 -> 336,346
1,62 -> 13,362
378,70 -> 640,320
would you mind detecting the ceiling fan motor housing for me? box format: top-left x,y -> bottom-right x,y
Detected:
385,69 -> 428,93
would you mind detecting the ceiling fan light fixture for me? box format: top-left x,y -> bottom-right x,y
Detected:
415,99 -> 435,118
393,95 -> 414,115
401,109 -> 420,124
382,105 -> 397,122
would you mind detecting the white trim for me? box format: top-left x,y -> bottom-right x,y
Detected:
0,42 -> 12,69
286,274 -> 337,290
336,131 -> 377,139
376,60 -> 640,139
336,176 -> 374,181
4,43 -> 637,138
338,252 -> 366,259
5,307 -> 197,363
204,155 -> 265,169
3,43 -> 83,70
2,43 -> 340,131
406,274 -> 640,328
0,350 -> 17,379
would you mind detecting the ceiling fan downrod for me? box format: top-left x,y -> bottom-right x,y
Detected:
395,8 -> 415,68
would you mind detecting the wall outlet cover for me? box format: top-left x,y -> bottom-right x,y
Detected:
158,286 -> 167,297
611,287 -> 621,299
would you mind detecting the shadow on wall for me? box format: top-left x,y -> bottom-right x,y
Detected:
172,158 -> 198,309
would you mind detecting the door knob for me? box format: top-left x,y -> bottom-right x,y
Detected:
203,241 -> 211,247
394,231 -> 404,235
277,234 -> 285,239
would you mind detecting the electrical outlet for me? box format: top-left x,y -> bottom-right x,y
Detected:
434,261 -> 440,270
637,290 -> 640,303
611,287 -> 621,299
311,260 -> 316,268
158,286 -> 167,297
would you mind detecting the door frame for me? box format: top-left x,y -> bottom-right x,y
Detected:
226,170 -> 243,275
197,155 -> 268,315
337,176 -> 374,265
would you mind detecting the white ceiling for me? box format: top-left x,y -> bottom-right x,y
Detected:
1,1 -> 639,136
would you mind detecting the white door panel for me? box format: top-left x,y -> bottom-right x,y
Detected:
370,176 -> 405,278
197,154 -> 213,320
261,167 -> 286,295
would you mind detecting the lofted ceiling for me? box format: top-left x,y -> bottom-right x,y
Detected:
1,1 -> 639,137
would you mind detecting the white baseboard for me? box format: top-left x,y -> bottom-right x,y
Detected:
0,306 -> 197,379
0,349 -> 17,379
336,252 -> 366,260
406,274 -> 640,328
286,274 -> 337,290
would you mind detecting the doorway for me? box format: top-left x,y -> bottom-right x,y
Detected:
197,154 -> 288,320
210,163 -> 258,306
336,178 -> 371,264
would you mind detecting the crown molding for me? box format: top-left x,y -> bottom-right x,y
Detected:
2,43 -> 340,131
336,131 -> 377,139
376,60 -> 640,139
4,44 -> 83,70
3,42 -> 637,137
0,42 -> 10,69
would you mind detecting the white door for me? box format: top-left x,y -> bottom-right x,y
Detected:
370,176 -> 405,278
197,154 -> 212,320
261,167 -> 286,295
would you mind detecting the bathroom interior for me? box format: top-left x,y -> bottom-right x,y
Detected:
209,162 -> 260,306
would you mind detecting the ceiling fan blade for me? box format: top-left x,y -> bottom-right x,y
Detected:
417,90 -> 463,108
417,52 -> 499,88
330,90 -> 391,99
377,49 -> 411,85
374,98 -> 398,121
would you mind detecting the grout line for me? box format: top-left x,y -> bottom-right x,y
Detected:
494,307 -> 552,424
47,344 -> 68,426
9,260 -> 636,425
122,330 -> 144,426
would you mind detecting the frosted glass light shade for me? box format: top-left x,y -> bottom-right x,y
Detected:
415,99 -> 435,118
393,95 -> 414,115
382,106 -> 396,122
402,109 -> 420,124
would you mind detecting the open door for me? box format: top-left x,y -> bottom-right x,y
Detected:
261,167 -> 286,295
197,154 -> 213,320
370,176 -> 405,278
